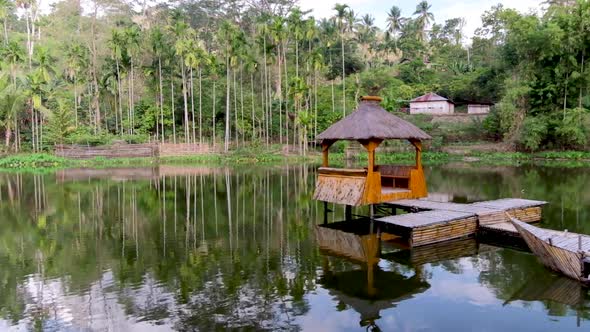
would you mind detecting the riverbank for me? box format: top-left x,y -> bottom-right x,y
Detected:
2,147 -> 590,170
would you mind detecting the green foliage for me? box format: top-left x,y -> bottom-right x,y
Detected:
554,108 -> 588,149
45,99 -> 75,145
0,153 -> 68,168
518,116 -> 548,151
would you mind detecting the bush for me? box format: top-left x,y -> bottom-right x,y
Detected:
554,108 -> 588,149
482,107 -> 502,140
518,116 -> 548,151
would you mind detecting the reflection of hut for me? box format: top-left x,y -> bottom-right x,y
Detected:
314,96 -> 431,206
384,238 -> 479,266
316,222 -> 430,327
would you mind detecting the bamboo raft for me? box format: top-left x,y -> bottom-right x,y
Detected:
510,218 -> 590,284
374,198 -> 547,247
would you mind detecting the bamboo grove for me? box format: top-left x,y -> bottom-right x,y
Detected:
2,0 -> 590,153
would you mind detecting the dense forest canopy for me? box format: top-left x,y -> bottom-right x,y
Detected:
0,0 -> 589,152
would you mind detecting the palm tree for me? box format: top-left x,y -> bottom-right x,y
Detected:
0,75 -> 25,150
107,29 -> 125,134
414,1 -> 434,41
0,0 -> 12,45
3,40 -> 25,86
386,6 -> 405,51
124,25 -> 142,135
184,40 -> 207,145
64,42 -> 88,127
333,3 -> 349,117
218,20 -> 238,152
150,26 -> 167,142
32,46 -> 55,82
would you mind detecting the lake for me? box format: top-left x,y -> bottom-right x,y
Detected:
1,163 -> 589,331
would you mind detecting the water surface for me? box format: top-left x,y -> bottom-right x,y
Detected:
1,163 -> 589,331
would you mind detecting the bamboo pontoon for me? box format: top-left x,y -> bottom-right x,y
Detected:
375,198 -> 547,247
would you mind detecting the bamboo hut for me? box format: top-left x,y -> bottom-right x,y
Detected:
314,96 -> 431,206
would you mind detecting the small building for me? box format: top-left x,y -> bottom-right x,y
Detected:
409,93 -> 454,115
467,103 -> 492,114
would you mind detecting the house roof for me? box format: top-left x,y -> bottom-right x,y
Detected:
316,96 -> 432,142
410,92 -> 452,103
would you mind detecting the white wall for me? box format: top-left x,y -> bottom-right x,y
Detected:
467,104 -> 491,114
409,101 -> 454,114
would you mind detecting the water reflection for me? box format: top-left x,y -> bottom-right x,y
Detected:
316,220 -> 429,330
1,164 -> 590,330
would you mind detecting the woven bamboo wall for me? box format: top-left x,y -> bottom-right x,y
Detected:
55,143 -> 159,159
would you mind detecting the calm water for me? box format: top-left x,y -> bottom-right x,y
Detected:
1,163 -> 590,331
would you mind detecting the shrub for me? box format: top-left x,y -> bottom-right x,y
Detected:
518,116 -> 548,151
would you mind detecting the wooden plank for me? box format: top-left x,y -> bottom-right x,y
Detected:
377,210 -> 475,228
473,198 -> 547,210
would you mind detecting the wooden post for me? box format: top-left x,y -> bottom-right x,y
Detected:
410,139 -> 423,169
321,140 -> 335,167
345,205 -> 352,221
359,139 -> 383,204
323,201 -> 328,225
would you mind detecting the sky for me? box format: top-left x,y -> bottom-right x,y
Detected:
39,0 -> 545,42
299,0 -> 544,40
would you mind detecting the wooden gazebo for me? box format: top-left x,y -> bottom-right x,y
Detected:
313,96 -> 431,206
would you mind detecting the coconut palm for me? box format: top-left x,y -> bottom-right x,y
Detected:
414,1 -> 434,41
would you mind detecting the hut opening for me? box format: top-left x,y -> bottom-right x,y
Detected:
313,96 -> 431,206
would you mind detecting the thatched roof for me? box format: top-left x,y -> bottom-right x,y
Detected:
316,97 -> 431,142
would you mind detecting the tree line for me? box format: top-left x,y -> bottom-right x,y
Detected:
0,0 -> 588,153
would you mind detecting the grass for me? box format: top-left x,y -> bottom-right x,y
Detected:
4,148 -> 590,171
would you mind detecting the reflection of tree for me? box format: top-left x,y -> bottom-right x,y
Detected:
0,166 -> 321,330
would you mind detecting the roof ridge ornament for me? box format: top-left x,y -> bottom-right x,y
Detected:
360,96 -> 383,102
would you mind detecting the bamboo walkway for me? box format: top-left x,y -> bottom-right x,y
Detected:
375,198 -> 547,247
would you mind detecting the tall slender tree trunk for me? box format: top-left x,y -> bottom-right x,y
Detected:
330,53 -> 335,113
262,38 -> 269,148
341,33 -> 346,117
190,66 -> 196,145
283,44 -> 289,147
130,58 -> 135,134
224,56 -> 231,152
213,81 -> 216,148
278,44 -> 283,145
180,61 -> 189,143
74,78 -> 78,127
171,78 -> 176,144
198,66 -> 202,145
233,67 -> 238,147
91,2 -> 101,133
116,58 -> 123,135
251,73 -> 255,141
240,65 -> 244,146
158,57 -> 164,142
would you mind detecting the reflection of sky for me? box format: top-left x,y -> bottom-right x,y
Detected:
293,256 -> 588,332
1,255 -> 588,331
